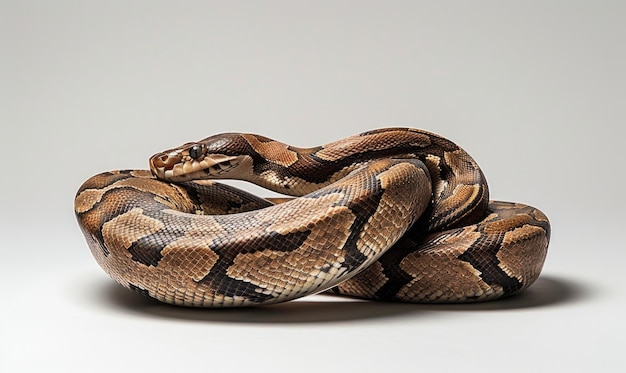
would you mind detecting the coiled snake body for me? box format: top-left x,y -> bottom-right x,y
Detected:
75,128 -> 550,307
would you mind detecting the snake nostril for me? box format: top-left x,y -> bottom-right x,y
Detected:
150,154 -> 171,169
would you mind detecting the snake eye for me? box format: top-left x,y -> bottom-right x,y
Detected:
189,145 -> 204,160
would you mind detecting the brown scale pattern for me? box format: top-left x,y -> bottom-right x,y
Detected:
76,159 -> 432,307
75,128 -> 551,307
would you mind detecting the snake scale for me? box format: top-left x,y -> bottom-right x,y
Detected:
75,128 -> 550,307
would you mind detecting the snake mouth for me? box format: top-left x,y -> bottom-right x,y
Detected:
150,153 -> 245,182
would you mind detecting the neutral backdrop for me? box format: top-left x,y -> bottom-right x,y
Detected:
2,1 -> 624,372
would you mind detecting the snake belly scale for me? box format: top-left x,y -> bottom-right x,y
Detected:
75,128 -> 550,307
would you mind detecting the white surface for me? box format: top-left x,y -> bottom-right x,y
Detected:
1,1 -> 624,372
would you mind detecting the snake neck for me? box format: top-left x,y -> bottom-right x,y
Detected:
225,128 -> 489,231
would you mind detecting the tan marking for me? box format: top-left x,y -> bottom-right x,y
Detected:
160,244 -> 219,282
130,170 -> 152,178
434,150 -> 485,224
357,162 -> 431,259
101,208 -> 165,251
481,212 -> 502,223
396,227 -> 500,302
434,183 -> 481,219
497,224 -> 549,286
75,173 -> 165,213
483,213 -> 533,234
226,202 -> 356,298
157,214 -> 224,280
75,188 -> 110,214
242,134 -> 299,167
424,154 -> 446,199
95,208 -> 230,307
255,166 -> 358,196
78,170 -> 154,192
314,131 -> 431,161
532,208 -> 550,223
265,193 -> 348,234
443,150 -> 480,185
335,261 -> 387,298
75,176 -> 197,214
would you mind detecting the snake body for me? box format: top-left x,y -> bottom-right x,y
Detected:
75,128 -> 550,307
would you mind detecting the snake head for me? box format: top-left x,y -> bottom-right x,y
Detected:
149,134 -> 253,182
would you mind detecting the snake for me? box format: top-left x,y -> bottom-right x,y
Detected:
75,127 -> 550,307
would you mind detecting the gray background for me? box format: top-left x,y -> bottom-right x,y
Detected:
2,1 -> 624,372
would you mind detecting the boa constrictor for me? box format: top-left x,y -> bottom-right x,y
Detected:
75,128 -> 550,307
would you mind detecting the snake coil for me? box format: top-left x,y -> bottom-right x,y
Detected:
75,128 -> 550,307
